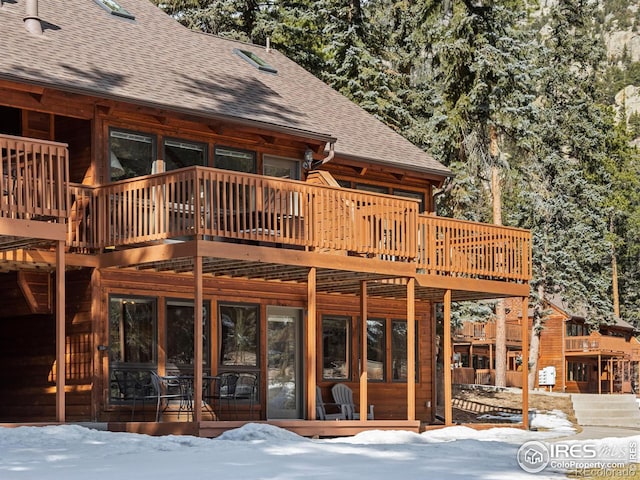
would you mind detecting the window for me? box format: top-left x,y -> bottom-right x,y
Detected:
234,49 -> 277,74
391,320 -> 419,382
108,296 -> 156,402
109,129 -> 155,181
164,139 -> 207,171
567,362 -> 588,382
214,146 -> 256,173
393,189 -> 425,213
109,296 -> 156,365
355,183 -> 388,194
566,322 -> 587,337
263,155 -> 301,180
322,316 -> 350,380
219,304 -> 259,367
166,300 -> 210,369
95,0 -> 135,20
367,319 -> 385,381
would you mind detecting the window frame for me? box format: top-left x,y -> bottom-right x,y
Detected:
108,128 -> 156,181
391,319 -> 419,383
321,315 -> 351,381
165,298 -> 211,372
366,318 -> 386,382
163,137 -> 208,171
218,302 -> 260,369
214,145 -> 257,174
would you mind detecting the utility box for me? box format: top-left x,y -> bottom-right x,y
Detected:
538,366 -> 556,389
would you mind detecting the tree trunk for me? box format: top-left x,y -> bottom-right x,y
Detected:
528,284 -> 546,390
495,299 -> 507,387
611,217 -> 620,318
489,129 -> 506,388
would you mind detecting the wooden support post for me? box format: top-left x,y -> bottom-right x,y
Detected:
609,359 -> 613,394
489,343 -> 493,372
55,240 -> 66,423
406,278 -> 416,421
307,267 -> 317,420
521,296 -> 529,430
443,289 -> 453,426
193,255 -> 203,424
360,281 -> 368,422
598,355 -> 603,394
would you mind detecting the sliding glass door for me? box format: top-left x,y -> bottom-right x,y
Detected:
266,307 -> 303,419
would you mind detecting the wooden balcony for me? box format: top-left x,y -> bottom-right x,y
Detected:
565,335 -> 636,358
0,134 -> 69,248
66,166 -> 531,285
453,322 -> 523,345
68,166 -> 419,258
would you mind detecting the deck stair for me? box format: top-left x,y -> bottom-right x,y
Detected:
571,394 -> 640,427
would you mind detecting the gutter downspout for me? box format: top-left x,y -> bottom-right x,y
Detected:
311,143 -> 335,169
24,0 -> 43,36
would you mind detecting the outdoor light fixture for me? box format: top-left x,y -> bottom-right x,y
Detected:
303,147 -> 314,170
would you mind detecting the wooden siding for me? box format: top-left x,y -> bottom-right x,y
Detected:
0,269 -> 92,422
97,270 -> 434,423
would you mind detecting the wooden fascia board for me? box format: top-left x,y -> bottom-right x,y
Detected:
416,273 -> 530,298
0,249 -> 98,268
196,241 -> 416,278
0,218 -> 66,241
99,241 -> 198,268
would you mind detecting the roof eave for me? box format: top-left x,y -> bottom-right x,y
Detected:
0,75 -> 338,145
332,151 -> 453,182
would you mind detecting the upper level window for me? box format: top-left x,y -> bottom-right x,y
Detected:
215,146 -> 256,174
356,183 -> 388,194
394,189 -> 425,212
109,129 -> 155,181
164,138 -> 207,171
95,0 -> 135,20
566,322 -> 587,337
263,155 -> 300,180
234,49 -> 277,74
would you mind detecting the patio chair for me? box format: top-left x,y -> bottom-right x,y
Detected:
112,369 -> 155,421
233,373 -> 258,419
213,372 -> 239,419
331,383 -> 374,420
150,371 -> 190,422
316,386 -> 346,420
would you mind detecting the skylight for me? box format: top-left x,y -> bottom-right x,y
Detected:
95,0 -> 135,20
234,49 -> 277,74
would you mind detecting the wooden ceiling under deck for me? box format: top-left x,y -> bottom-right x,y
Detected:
125,253 -> 524,302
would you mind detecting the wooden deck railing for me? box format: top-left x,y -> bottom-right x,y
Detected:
0,134 -> 69,222
453,322 -> 522,344
66,166 -> 532,283
68,166 -> 419,258
565,335 -> 631,355
417,215 -> 531,282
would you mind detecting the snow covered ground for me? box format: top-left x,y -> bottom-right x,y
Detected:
0,411 -> 636,479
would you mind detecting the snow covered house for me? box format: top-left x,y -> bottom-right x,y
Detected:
0,0 -> 531,436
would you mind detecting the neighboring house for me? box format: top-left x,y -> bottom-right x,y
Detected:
452,317 -> 524,388
534,298 -> 640,394
0,0 -> 531,436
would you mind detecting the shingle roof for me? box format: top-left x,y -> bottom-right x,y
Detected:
0,0 -> 451,179
546,294 -> 637,331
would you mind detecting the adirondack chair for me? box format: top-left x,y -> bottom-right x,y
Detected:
316,386 -> 346,420
331,383 -> 374,420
